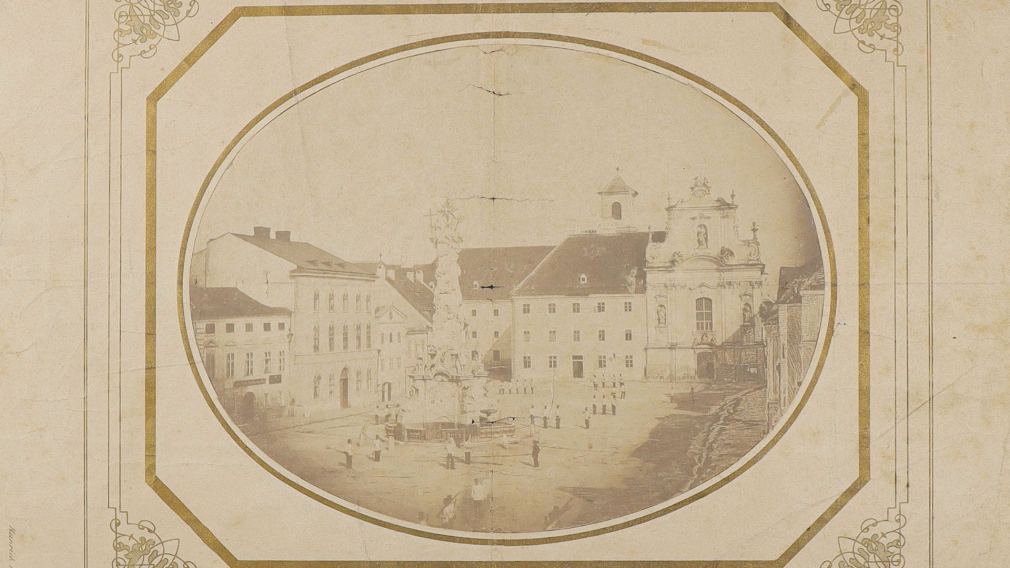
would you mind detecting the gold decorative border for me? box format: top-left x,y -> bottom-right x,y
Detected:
144,3 -> 870,564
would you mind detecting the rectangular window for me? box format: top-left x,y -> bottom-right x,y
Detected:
313,325 -> 319,352
205,323 -> 216,334
278,322 -> 285,331
328,324 -> 335,351
523,330 -> 531,342
366,324 -> 372,348
278,350 -> 285,372
471,330 -> 478,339
328,292 -> 335,312
342,292 -> 349,312
598,329 -> 606,341
225,353 -> 235,378
492,350 -> 501,362
245,352 -> 254,376
355,294 -> 361,312
573,330 -> 581,342
625,329 -> 633,341
313,375 -> 321,399
204,352 -> 216,380
245,322 -> 253,332
548,355 -> 558,369
493,330 -> 500,339
548,330 -> 556,342
264,351 -> 272,373
493,307 -> 500,317
225,323 -> 235,333
329,373 -> 336,397
596,302 -> 606,313
625,355 -> 634,368
355,324 -> 362,349
597,355 -> 607,369
624,301 -> 633,312
572,302 -> 581,313
523,355 -> 532,369
342,325 -> 349,350
471,308 -> 477,317
263,322 -> 271,332
548,303 -> 556,314
522,303 -> 530,314
696,297 -> 714,331
313,290 -> 320,312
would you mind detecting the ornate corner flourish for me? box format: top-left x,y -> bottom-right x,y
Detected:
820,513 -> 906,568
112,516 -> 198,568
113,0 -> 200,65
815,0 -> 903,59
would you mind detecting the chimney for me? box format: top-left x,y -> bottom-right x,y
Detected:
376,263 -> 386,280
252,226 -> 271,238
275,230 -> 291,241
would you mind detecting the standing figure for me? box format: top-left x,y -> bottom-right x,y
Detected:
592,395 -> 597,415
532,439 -> 541,468
463,438 -> 472,465
344,438 -> 355,469
542,405 -> 549,428
529,405 -> 536,426
373,434 -> 383,462
555,405 -> 561,429
611,401 -> 617,416
584,407 -> 591,429
445,438 -> 456,470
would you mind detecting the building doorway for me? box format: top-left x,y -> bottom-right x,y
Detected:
696,351 -> 715,381
380,382 -> 393,402
239,391 -> 256,423
339,368 -> 350,408
572,355 -> 584,379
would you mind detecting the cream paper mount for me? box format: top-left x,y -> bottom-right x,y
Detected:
81,1 -> 927,567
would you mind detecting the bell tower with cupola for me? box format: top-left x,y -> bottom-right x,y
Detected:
595,170 -> 639,233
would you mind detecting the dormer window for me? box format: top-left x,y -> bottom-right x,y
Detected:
472,280 -> 479,290
579,273 -> 588,285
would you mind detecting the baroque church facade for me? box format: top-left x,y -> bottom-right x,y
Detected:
643,178 -> 766,380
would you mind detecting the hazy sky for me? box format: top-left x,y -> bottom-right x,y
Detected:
196,44 -> 821,286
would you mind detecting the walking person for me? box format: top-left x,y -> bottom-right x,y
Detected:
583,407 -> 591,429
439,494 -> 456,528
373,434 -> 383,462
555,405 -> 561,429
531,438 -> 541,468
529,404 -> 536,426
343,438 -> 355,469
463,437 -> 472,465
592,394 -> 597,415
445,438 -> 456,470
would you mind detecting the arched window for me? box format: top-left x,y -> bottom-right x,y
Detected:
611,201 -> 622,220
341,292 -> 349,312
313,290 -> 320,312
695,297 -> 714,331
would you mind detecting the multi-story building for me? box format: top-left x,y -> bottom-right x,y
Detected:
192,226 -> 380,411
457,246 -> 553,379
762,264 -> 825,430
374,304 -> 410,402
189,286 -> 292,423
357,262 -> 435,377
509,177 -> 653,381
644,178 -> 766,381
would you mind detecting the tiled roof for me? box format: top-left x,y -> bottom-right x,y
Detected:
189,287 -> 290,320
386,268 -> 435,323
777,263 -> 825,303
233,233 -> 373,277
458,246 -> 554,301
513,232 -> 660,297
597,174 -> 639,197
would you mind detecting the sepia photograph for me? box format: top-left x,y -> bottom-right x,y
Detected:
184,42 -> 828,536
